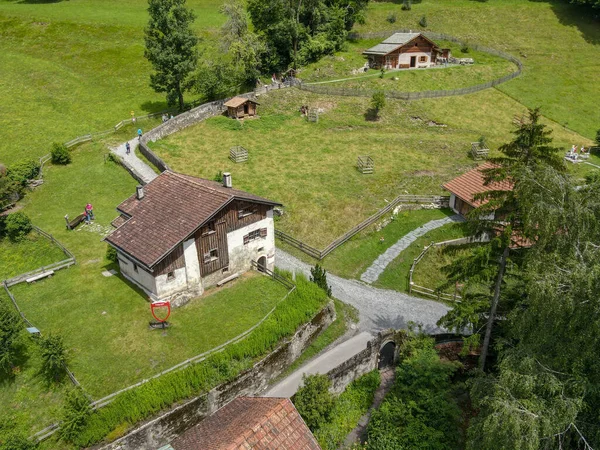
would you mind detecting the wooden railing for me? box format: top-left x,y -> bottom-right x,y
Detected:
276,194 -> 450,259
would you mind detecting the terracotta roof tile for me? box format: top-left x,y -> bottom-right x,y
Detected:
442,162 -> 513,208
105,171 -> 280,268
171,397 -> 321,450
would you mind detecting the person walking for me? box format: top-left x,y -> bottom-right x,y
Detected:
125,142 -> 131,155
137,128 -> 142,140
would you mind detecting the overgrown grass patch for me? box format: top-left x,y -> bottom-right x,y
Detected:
0,231 -> 67,280
375,222 -> 469,293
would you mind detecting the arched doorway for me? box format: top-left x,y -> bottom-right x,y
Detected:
378,341 -> 396,369
257,256 -> 267,273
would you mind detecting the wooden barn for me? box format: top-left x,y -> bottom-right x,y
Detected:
363,32 -> 448,69
105,171 -> 280,304
224,96 -> 259,119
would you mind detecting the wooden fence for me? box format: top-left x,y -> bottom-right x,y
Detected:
299,30 -> 523,101
408,236 -> 488,301
277,194 -> 450,259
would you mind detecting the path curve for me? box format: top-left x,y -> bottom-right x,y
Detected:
360,214 -> 464,284
276,249 -> 450,334
111,137 -> 158,184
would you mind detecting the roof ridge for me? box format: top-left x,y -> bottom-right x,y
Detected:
167,171 -> 232,200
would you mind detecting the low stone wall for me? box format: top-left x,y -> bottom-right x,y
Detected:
99,300 -> 336,450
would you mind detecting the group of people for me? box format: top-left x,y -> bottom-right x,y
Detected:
565,144 -> 590,162
161,113 -> 173,123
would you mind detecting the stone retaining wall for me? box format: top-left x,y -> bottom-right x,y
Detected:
99,300 -> 336,450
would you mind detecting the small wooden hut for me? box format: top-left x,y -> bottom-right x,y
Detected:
224,97 -> 259,119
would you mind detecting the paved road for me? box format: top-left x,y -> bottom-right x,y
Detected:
276,249 -> 450,334
360,214 -> 464,284
264,332 -> 373,398
111,137 -> 158,184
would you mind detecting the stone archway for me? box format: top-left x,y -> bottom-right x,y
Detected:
378,341 -> 396,369
257,256 -> 267,273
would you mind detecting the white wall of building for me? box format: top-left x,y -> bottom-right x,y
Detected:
118,254 -> 156,297
449,193 -> 457,214
226,212 -> 275,275
398,51 -> 433,68
155,267 -> 189,299
183,238 -> 202,292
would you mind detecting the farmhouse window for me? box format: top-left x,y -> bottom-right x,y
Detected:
419,56 -> 427,62
203,249 -> 218,263
243,228 -> 267,245
238,207 -> 257,219
201,221 -> 216,236
167,271 -> 175,281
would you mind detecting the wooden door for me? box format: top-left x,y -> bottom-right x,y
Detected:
410,56 -> 416,67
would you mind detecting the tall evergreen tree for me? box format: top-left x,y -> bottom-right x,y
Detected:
144,0 -> 198,111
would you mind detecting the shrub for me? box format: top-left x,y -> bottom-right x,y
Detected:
314,371 -> 381,449
40,334 -> 68,382
371,91 -> 386,113
51,143 -> 71,165
60,388 -> 92,442
68,277 -> 328,446
386,13 -> 397,24
419,15 -> 428,27
461,43 -> 470,53
379,68 -> 385,79
478,136 -> 487,148
310,264 -> 332,297
4,212 -> 32,242
294,374 -> 335,431
401,0 -> 411,10
213,170 -> 223,183
7,159 -> 40,187
106,245 -> 118,264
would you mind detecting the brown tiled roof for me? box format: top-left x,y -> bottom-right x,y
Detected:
105,171 -> 280,269
110,214 -> 129,228
224,96 -> 259,108
172,397 -> 321,450
442,163 -> 513,208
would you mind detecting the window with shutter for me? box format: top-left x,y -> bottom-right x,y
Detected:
260,228 -> 267,238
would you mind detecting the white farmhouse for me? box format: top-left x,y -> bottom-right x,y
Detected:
105,171 -> 280,304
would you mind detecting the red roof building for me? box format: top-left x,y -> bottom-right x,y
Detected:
443,163 -> 513,217
170,397 -> 321,450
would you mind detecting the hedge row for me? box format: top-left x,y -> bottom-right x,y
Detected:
71,275 -> 328,447
314,370 -> 381,450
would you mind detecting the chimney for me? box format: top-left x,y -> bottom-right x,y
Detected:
222,172 -> 232,188
136,185 -> 145,200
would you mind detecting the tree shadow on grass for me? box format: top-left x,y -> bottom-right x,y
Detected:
532,0 -> 600,45
140,100 -> 169,115
364,108 -> 380,122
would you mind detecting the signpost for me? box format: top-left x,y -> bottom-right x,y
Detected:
150,300 -> 171,329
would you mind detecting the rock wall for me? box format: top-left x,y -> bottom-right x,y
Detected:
99,300 -> 336,450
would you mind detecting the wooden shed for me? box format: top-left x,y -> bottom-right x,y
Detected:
224,97 -> 259,119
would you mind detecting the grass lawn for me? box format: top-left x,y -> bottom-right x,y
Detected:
0,231 -> 67,281
374,222 -> 469,293
150,88 -> 589,247
354,0 -> 600,140
301,39 -> 515,92
10,271 -> 288,398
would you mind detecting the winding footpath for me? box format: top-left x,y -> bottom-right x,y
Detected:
360,214 -> 464,284
111,137 -> 158,184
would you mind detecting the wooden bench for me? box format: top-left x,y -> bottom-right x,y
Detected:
26,270 -> 54,283
65,213 -> 86,230
217,272 -> 240,287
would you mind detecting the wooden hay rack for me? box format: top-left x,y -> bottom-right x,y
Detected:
229,146 -> 248,163
471,142 -> 489,160
357,155 -> 374,174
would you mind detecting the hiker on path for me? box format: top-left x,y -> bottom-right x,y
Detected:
137,129 -> 142,140
125,142 -> 131,155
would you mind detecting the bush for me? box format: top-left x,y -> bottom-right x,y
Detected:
7,159 -> 40,187
386,13 -> 397,23
419,15 -> 428,27
106,245 -> 118,264
461,43 -> 470,53
68,276 -> 328,446
371,91 -> 386,113
213,170 -> 223,183
314,371 -> 381,449
310,264 -> 332,297
401,0 -> 411,10
4,212 -> 32,242
51,143 -> 71,165
294,374 -> 336,431
60,388 -> 92,442
40,334 -> 68,382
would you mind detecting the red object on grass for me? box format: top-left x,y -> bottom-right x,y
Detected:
151,301 -> 171,322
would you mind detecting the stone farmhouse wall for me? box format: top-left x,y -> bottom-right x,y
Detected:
99,300 -> 336,450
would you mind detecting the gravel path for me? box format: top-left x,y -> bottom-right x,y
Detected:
360,214 -> 464,284
276,249 -> 450,334
111,137 -> 158,184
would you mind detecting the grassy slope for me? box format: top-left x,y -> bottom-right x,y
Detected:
0,231 -> 67,280
355,0 -> 600,139
0,0 -> 224,165
374,222 -> 469,293
151,88 -> 588,247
